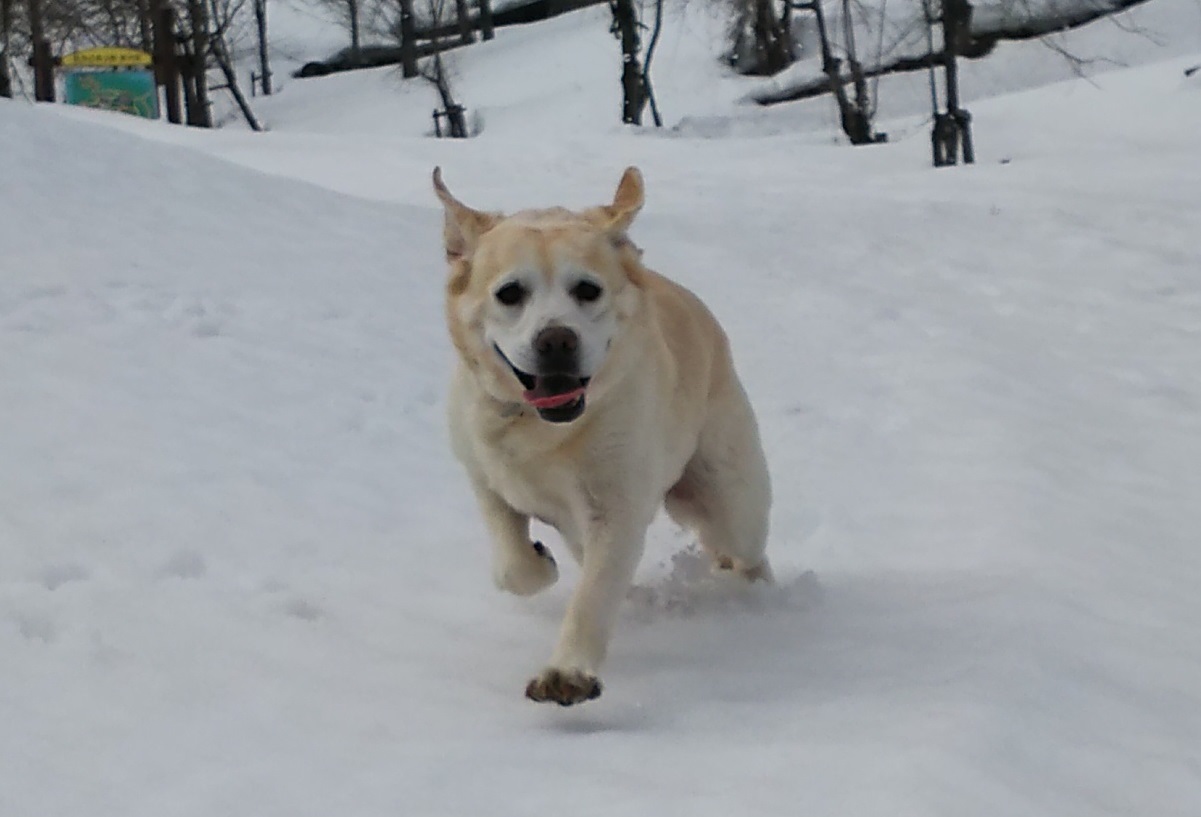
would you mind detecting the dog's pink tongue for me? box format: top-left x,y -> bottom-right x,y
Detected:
523,387 -> 585,410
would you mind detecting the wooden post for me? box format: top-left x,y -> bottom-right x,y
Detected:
399,0 -> 418,79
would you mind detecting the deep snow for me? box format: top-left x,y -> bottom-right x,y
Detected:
3,11 -> 1201,816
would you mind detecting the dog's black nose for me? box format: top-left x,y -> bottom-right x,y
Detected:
534,326 -> 579,373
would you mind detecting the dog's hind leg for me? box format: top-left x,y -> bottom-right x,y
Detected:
470,478 -> 559,596
665,382 -> 772,582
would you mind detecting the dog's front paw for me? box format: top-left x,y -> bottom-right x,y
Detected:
494,540 -> 559,596
525,667 -> 603,706
712,554 -> 774,583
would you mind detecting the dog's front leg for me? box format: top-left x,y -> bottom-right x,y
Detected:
470,478 -> 559,597
525,517 -> 646,706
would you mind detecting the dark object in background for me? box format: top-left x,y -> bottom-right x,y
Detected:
293,0 -> 603,79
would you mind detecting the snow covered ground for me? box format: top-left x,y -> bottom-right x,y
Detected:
247,0 -> 1201,138
3,12 -> 1201,817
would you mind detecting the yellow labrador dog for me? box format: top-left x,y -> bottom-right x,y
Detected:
434,167 -> 771,706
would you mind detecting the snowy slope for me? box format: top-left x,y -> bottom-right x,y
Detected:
4,50 -> 1201,816
242,0 -> 1201,139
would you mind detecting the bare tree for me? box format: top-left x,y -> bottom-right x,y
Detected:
477,0 -> 492,40
753,0 -> 1163,106
794,0 -> 873,143
182,0 -> 213,125
417,0 -> 468,136
422,51 -> 467,135
726,0 -> 793,75
27,0 -> 54,100
253,0 -> 270,94
840,0 -> 872,132
609,0 -> 645,124
608,0 -> 664,126
151,0 -> 184,122
348,0 -> 360,56
321,0 -> 426,59
452,0 -> 471,43
1,0 -> 14,98
641,0 -> 664,126
310,0 -> 361,56
398,0 -> 417,76
0,0 -> 270,116
206,0 -> 263,128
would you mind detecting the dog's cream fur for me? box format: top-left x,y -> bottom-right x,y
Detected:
434,167 -> 772,706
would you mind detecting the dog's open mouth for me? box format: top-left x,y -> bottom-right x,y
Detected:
496,346 -> 589,423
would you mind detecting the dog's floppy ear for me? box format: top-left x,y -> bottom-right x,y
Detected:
432,167 -> 499,261
604,166 -> 644,234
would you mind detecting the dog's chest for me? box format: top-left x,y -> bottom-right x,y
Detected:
474,427 -> 577,528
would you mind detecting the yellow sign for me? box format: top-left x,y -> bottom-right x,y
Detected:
61,47 -> 153,68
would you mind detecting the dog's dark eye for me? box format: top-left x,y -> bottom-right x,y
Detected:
571,281 -> 603,303
495,282 -> 527,307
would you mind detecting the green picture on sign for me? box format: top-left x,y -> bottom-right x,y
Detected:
65,70 -> 159,119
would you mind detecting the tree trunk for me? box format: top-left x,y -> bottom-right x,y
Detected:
641,0 -> 664,127
27,0 -> 44,51
27,0 -> 55,101
805,0 -> 872,144
348,0 -> 361,58
153,0 -> 183,123
255,0 -> 271,94
182,47 -> 200,123
0,0 -> 13,99
399,0 -> 418,78
478,0 -> 494,41
751,0 -> 790,74
138,0 -> 154,52
185,0 -> 212,126
753,0 -> 1153,107
609,0 -> 645,125
208,0 -> 263,131
942,0 -> 974,163
841,0 -> 870,120
425,53 -> 466,137
454,0 -> 474,45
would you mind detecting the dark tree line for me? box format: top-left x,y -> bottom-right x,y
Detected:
1,0 -> 265,129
